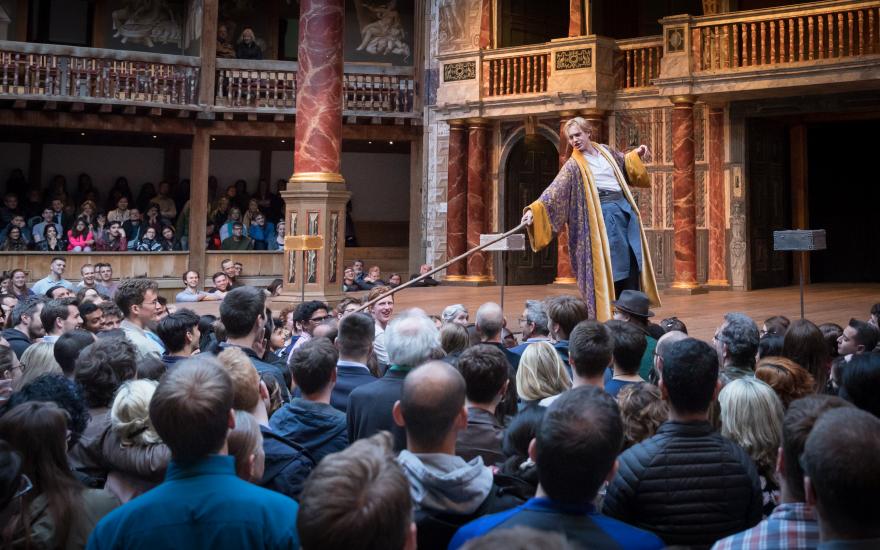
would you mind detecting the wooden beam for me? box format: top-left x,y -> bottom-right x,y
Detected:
149,108 -> 162,117
71,102 -> 85,112
123,105 -> 136,115
199,0 -> 219,107
790,123 -> 809,285
44,102 -> 57,111
188,128 -> 210,277
12,100 -> 26,109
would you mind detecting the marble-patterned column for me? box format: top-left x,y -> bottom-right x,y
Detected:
554,116 -> 576,284
466,120 -> 490,281
671,96 -> 699,290
479,0 -> 492,49
581,108 -> 606,144
280,0 -> 349,306
445,120 -> 468,280
569,0 -> 585,37
708,106 -> 729,286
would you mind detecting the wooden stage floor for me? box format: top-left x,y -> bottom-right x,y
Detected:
383,282 -> 880,342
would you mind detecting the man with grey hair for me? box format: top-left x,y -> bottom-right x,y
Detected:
510,300 -> 550,358
713,312 -> 760,386
347,309 -> 440,450
475,302 -> 519,370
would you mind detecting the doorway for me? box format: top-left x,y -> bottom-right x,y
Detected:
504,135 -> 558,285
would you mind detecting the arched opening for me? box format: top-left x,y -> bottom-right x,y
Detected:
504,134 -> 559,285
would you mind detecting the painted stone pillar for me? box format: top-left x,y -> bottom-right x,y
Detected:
708,106 -> 729,287
581,108 -> 606,144
671,96 -> 700,291
554,116 -> 576,284
569,0 -> 586,37
445,120 -> 468,280
279,0 -> 350,305
465,120 -> 491,281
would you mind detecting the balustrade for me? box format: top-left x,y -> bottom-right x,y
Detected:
617,39 -> 664,89
484,53 -> 549,97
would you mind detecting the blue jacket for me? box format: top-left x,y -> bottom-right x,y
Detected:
449,497 -> 663,550
87,455 -> 300,550
270,399 -> 348,463
259,425 -> 315,501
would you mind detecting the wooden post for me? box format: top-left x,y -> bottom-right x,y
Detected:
790,124 -> 809,285
188,128 -> 210,277
198,0 -> 219,107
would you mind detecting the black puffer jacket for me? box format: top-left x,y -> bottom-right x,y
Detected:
602,420 -> 762,548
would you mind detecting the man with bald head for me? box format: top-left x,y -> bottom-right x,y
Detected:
650,330 -> 688,384
475,302 -> 519,370
393,362 -> 521,550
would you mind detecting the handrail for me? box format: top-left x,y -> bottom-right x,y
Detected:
690,0 -> 879,26
0,40 -> 200,66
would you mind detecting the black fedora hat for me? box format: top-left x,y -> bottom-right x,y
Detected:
612,290 -> 655,318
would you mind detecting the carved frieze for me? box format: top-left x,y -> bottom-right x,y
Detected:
555,48 -> 592,70
443,61 -> 477,82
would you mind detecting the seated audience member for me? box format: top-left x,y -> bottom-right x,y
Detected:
272,339 -> 348,463
332,312 -> 377,412
107,196 -> 131,224
612,290 -> 662,378
116,278 -> 163,359
450,386 -> 664,550
509,300 -> 551,356
360,265 -> 386,289
16,342 -> 62,390
603,320 -> 647,398
782,319 -> 829,391
387,273 -> 402,288
38,222 -> 66,251
289,300 -> 330,354
39,297 -> 83,344
104,380 -> 170,503
221,221 -> 254,250
761,315 -> 791,338
97,221 -> 127,251
475,302 -> 520,370
659,316 -> 688,334
347,310 -> 439,448
712,395 -> 854,550
837,318 -> 879,358
756,356 -> 815,409
53,329 -> 96,377
803,408 -> 880,546
617,383 -> 668,450
158,226 -> 181,251
96,263 -> 119,299
838,352 -> 880,418
69,337 -> 138,487
440,322 -> 469,365
442,304 -> 469,326
0,402 -> 119,548
395,362 -> 523,550
99,302 -> 123,331
714,312 -> 760,386
79,301 -> 105,334
32,207 -> 63,244
156,309 -> 201,369
123,208 -> 145,249
226,411 -> 265,482
516,341 -> 571,406
543,295 -> 589,367
248,213 -> 274,250
409,263 -> 441,287
455,344 -> 510,466
217,347 -> 314,500
342,267 -> 361,292
31,257 -> 75,296
603,338 -> 763,546
0,225 -> 28,251
297,432 -> 416,550
541,320 -> 613,408
67,218 -> 95,251
757,334 -> 785,359
4,374 -> 90,447
135,226 -> 162,251
87,358 -> 301,549
3,296 -> 46,359
719,377 -> 785,516
176,270 -> 219,303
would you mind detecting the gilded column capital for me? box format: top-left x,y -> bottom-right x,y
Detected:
670,95 -> 698,106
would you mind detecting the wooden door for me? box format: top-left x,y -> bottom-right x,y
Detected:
505,135 -> 558,286
747,118 -> 792,289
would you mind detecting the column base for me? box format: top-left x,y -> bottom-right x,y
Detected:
705,279 -> 731,290
665,282 -> 709,296
443,274 -> 467,282
445,275 -> 496,287
552,277 -> 578,286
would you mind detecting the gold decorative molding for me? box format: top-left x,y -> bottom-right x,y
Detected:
555,48 -> 592,70
443,61 -> 477,82
289,172 -> 345,184
670,95 -> 697,105
443,275 -> 466,282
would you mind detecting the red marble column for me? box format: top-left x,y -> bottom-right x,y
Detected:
293,0 -> 344,177
446,121 -> 468,279
708,106 -> 729,286
581,108 -> 606,144
569,0 -> 585,37
555,117 -> 576,284
466,121 -> 490,280
479,0 -> 492,49
672,96 -> 699,289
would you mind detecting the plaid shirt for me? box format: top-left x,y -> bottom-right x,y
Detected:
712,502 -> 819,550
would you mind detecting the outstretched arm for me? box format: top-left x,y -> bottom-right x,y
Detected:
624,144 -> 651,188
521,161 -> 575,252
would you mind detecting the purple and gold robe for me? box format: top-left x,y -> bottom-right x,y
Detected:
525,143 -> 660,321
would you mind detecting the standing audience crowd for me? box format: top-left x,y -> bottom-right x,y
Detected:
0,253 -> 879,550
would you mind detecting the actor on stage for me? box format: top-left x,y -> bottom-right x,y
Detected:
521,116 -> 660,321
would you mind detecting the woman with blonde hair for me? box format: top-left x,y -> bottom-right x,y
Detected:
104,380 -> 170,502
516,341 -> 571,405
755,356 -> 815,409
227,410 -> 265,483
718,377 -> 784,516
15,342 -> 62,390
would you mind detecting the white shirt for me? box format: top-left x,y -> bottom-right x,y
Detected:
373,322 -> 389,365
583,146 -> 621,192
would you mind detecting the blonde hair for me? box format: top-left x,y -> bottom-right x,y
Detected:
227,410 -> 264,482
217,347 -> 261,411
111,379 -> 162,445
516,341 -> 571,401
617,383 -> 668,450
15,342 -> 62,391
718,377 -> 784,477
563,117 -> 593,137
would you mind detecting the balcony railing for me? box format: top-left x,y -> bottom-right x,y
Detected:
616,37 -> 664,89
483,52 -> 550,97
691,0 -> 880,71
0,42 -> 200,107
214,58 -> 416,114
